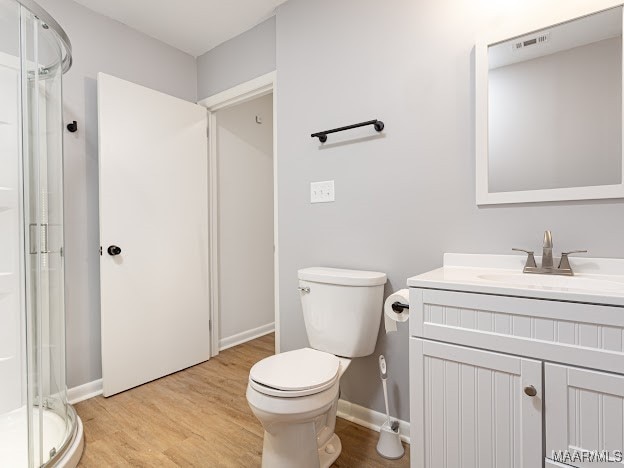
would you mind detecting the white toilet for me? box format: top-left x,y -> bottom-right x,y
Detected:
246,267 -> 387,468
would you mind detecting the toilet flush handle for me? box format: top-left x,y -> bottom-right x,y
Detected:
298,286 -> 310,293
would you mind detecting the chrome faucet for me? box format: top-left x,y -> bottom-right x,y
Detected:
513,230 -> 586,276
541,230 -> 553,269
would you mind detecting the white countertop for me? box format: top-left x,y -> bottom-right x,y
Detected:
407,253 -> 624,307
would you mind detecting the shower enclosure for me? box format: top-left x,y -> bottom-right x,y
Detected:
0,0 -> 82,466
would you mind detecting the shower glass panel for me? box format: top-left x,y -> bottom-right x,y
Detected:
0,0 -> 80,466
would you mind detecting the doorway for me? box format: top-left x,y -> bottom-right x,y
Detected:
200,72 -> 278,356
216,93 -> 274,350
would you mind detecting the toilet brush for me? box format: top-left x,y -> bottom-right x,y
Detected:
376,355 -> 405,460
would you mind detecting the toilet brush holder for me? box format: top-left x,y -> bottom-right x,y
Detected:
376,420 -> 404,460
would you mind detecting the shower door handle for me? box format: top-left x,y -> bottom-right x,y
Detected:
107,245 -> 122,256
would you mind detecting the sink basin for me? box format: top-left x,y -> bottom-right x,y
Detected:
478,273 -> 624,293
407,253 -> 624,306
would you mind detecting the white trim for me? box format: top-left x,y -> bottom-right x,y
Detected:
198,72 -> 276,111
207,110 -> 220,358
67,379 -> 103,404
336,399 -> 411,445
219,322 -> 275,351
475,1 -> 624,205
198,71 -> 280,357
272,80 -> 279,354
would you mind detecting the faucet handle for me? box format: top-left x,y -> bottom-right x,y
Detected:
512,248 -> 534,254
561,250 -> 588,256
558,250 -> 588,271
512,248 -> 537,268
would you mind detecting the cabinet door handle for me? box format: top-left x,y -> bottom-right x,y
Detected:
524,385 -> 537,397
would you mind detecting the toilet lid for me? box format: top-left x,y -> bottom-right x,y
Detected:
250,348 -> 340,392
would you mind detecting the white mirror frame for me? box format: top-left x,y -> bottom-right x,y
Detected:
476,0 -> 624,205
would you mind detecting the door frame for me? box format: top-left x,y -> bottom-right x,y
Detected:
198,71 -> 279,357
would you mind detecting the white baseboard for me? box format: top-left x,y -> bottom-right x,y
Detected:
220,322 -> 275,351
337,399 -> 410,444
67,378 -> 103,405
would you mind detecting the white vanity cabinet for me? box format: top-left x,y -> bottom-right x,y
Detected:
408,286 -> 624,468
410,338 -> 543,467
545,364 -> 624,468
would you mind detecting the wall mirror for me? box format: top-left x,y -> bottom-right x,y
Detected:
476,3 -> 624,205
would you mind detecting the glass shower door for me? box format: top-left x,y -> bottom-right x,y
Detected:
0,0 -> 76,466
21,5 -> 72,467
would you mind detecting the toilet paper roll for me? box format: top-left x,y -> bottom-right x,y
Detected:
384,289 -> 410,333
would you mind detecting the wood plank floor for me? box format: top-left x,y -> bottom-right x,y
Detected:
75,334 -> 409,467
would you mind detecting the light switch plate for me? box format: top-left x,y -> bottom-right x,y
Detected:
310,180 -> 335,203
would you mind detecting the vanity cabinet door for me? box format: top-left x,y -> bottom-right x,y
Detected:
545,363 -> 624,467
410,338 -> 542,468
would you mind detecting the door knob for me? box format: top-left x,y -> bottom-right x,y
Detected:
107,245 -> 122,256
524,385 -> 537,397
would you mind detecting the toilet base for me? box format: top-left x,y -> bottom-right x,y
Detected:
261,427 -> 342,468
318,433 -> 342,468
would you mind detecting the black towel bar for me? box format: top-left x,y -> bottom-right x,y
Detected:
311,119 -> 384,143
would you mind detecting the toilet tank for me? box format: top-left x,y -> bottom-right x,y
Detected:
298,267 -> 387,358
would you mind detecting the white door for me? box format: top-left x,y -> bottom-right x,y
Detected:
98,73 -> 210,396
546,363 -> 624,467
410,338 -> 543,468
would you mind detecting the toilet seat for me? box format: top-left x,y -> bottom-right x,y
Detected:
249,348 -> 340,398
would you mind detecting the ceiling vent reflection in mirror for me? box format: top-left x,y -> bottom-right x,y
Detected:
513,32 -> 550,51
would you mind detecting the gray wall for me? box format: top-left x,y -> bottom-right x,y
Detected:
217,94 -> 274,344
37,0 -> 197,388
197,16 -> 276,100
37,0 -> 624,421
275,0 -> 624,423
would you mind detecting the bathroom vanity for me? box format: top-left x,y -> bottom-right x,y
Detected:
408,254 -> 624,468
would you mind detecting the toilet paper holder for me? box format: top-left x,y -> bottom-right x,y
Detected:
391,302 -> 409,313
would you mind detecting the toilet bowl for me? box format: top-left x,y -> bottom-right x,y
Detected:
246,267 -> 387,467
247,348 -> 351,468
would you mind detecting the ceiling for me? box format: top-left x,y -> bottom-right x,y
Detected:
72,0 -> 288,57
